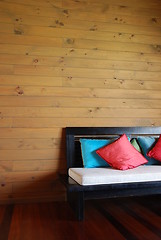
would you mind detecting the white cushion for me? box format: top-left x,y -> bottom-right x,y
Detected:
68,166 -> 161,186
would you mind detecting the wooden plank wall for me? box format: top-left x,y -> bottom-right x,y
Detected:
0,0 -> 161,203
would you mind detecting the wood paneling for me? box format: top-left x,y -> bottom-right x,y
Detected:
0,0 -> 161,203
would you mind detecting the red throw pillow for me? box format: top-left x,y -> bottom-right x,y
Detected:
96,134 -> 148,170
147,135 -> 161,161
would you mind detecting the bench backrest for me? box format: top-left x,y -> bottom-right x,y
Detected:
66,127 -> 161,170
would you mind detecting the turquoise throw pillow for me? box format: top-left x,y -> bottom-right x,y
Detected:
137,137 -> 159,165
80,139 -> 116,168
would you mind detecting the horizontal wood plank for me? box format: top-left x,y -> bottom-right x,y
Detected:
0,148 -> 64,161
0,96 -> 161,108
1,107 -> 161,118
1,55 -> 161,71
0,74 -> 62,86
0,128 -> 62,138
0,117 -> 159,128
1,44 -> 161,61
0,170 -> 58,183
1,86 -> 161,99
0,138 -> 62,150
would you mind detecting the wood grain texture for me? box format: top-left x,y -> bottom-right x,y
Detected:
0,197 -> 161,240
0,0 -> 161,203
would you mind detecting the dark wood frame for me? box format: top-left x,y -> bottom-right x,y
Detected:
59,127 -> 161,221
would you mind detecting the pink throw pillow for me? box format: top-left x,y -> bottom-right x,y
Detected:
96,134 -> 148,170
147,135 -> 161,161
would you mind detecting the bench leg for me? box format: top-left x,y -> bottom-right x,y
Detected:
67,191 -> 84,221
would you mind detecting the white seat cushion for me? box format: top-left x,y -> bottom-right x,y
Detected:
68,166 -> 161,186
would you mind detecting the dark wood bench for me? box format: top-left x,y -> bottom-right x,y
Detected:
59,127 -> 161,221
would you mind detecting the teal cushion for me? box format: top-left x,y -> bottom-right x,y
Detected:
137,137 -> 159,165
80,139 -> 116,168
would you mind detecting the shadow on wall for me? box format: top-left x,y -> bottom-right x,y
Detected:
0,129 -> 67,204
